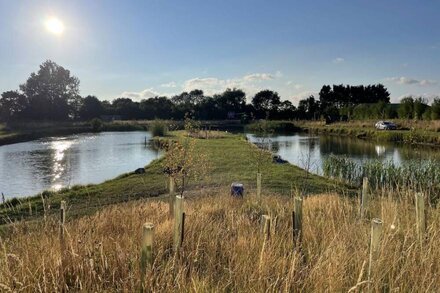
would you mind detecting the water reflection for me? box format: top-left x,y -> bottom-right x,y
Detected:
246,133 -> 440,175
0,131 -> 161,198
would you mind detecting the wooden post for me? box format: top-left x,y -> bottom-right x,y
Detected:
140,222 -> 154,291
28,202 -> 32,216
60,201 -> 66,237
169,177 -> 175,218
257,172 -> 262,200
415,192 -> 426,244
261,215 -> 271,240
294,196 -> 303,244
181,212 -> 186,245
361,177 -> 369,219
174,195 -> 184,250
368,218 -> 383,291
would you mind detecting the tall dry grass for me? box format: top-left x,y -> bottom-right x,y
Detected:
1,189 -> 439,292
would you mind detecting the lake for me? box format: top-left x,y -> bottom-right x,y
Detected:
246,133 -> 440,175
0,131 -> 161,199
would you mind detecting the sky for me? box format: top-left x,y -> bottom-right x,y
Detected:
0,0 -> 439,105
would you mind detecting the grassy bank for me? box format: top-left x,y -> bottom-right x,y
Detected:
1,190 -> 439,291
298,120 -> 440,146
0,121 -> 145,146
0,132 -> 346,224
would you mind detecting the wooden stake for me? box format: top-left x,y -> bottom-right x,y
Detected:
174,195 -> 184,250
294,196 -> 303,244
361,177 -> 369,219
169,177 -> 175,218
140,222 -> 154,291
415,192 -> 426,244
28,202 -> 32,216
368,218 -> 383,291
261,215 -> 271,240
257,172 -> 262,200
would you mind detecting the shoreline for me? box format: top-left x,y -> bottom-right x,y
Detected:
0,131 -> 350,225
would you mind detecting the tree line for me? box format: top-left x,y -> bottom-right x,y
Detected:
1,60 -> 437,123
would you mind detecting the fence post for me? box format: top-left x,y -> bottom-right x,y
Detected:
28,202 -> 32,216
294,196 -> 303,244
415,192 -> 426,244
361,177 -> 369,219
257,172 -> 262,200
368,218 -> 383,291
261,215 -> 271,240
174,195 -> 184,251
140,222 -> 154,291
169,177 -> 175,218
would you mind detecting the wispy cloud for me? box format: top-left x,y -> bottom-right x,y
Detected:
286,81 -> 303,89
386,77 -> 437,86
160,81 -> 177,88
332,57 -> 345,64
243,73 -> 274,81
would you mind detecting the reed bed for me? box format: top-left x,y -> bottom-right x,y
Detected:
323,155 -> 440,202
1,189 -> 439,292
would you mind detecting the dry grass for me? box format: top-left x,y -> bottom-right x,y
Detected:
1,189 -> 439,292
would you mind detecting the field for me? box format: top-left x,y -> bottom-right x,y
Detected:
1,189 -> 439,291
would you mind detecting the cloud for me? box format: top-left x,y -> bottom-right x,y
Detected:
242,73 -> 274,81
332,57 -> 345,64
160,81 -> 177,88
286,81 -> 303,89
182,72 -> 281,97
120,88 -> 159,101
386,77 -> 437,86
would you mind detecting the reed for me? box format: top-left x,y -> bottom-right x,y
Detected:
323,155 -> 440,202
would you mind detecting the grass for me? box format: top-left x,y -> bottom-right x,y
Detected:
298,120 -> 440,146
149,120 -> 169,137
0,131 -> 348,224
1,189 -> 439,291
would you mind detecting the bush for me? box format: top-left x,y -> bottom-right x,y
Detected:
90,118 -> 103,132
149,120 -> 168,137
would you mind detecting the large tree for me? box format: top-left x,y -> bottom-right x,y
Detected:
19,60 -> 80,120
252,90 -> 281,118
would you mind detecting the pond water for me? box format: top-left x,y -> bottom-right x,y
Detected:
246,133 -> 440,175
0,131 -> 161,199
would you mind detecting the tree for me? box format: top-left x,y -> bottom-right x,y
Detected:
0,91 -> 28,121
19,60 -> 80,120
79,95 -> 103,120
112,98 -> 141,119
252,90 -> 281,119
431,98 -> 440,120
398,97 -> 414,119
413,97 -> 428,120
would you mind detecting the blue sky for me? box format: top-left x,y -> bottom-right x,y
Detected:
0,0 -> 439,104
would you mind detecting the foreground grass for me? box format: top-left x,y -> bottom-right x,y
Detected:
0,132 -> 345,224
1,190 -> 439,291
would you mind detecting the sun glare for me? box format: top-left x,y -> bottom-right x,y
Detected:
45,17 -> 64,35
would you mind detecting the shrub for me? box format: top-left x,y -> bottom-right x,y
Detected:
90,118 -> 103,132
149,120 -> 168,137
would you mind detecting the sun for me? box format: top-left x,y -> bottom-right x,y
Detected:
45,17 -> 65,35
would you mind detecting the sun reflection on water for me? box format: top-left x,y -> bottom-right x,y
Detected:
50,139 -> 74,190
